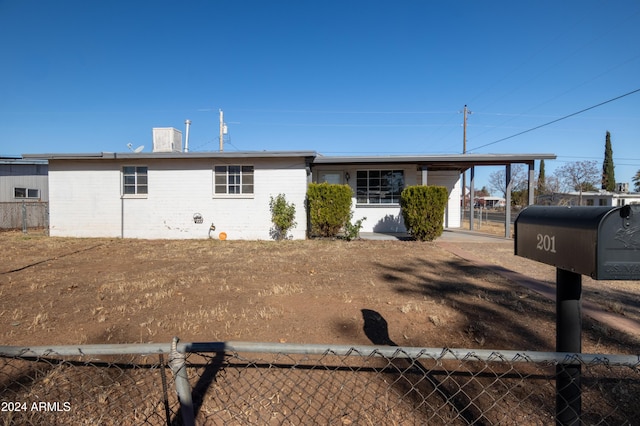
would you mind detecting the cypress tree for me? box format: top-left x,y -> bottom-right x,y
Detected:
538,159 -> 546,195
602,131 -> 616,191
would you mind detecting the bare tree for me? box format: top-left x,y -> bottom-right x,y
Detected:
535,174 -> 562,205
555,160 -> 600,205
544,174 -> 562,193
488,164 -> 527,198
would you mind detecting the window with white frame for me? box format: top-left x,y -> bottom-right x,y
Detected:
214,165 -> 254,195
14,188 -> 40,199
122,166 -> 148,195
356,170 -> 404,204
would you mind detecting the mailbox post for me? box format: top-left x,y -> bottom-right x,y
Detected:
555,268 -> 582,424
515,205 -> 640,425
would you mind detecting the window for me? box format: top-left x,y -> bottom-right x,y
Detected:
122,166 -> 148,195
318,171 -> 343,184
214,165 -> 254,195
14,188 -> 40,199
356,170 -> 404,204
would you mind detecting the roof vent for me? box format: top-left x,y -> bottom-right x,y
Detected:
152,128 -> 183,153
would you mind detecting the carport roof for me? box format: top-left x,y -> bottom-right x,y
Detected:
313,153 -> 557,170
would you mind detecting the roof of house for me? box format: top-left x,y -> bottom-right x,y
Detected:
23,151 -> 556,171
559,191 -> 640,197
22,151 -> 318,161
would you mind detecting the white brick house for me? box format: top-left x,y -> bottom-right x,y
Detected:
37,152 -> 313,240
24,151 -> 555,240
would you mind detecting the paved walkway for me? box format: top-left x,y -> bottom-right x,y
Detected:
360,228 -> 510,242
363,229 -> 640,340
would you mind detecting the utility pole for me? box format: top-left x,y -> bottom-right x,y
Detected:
463,105 -> 468,155
219,109 -> 224,152
462,105 -> 469,211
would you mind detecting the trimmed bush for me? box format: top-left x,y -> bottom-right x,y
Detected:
400,185 -> 448,241
307,183 -> 352,237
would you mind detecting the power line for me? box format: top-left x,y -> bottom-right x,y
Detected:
467,88 -> 640,152
225,108 -> 457,115
557,155 -> 640,161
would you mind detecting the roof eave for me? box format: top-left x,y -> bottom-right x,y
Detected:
23,151 -> 319,161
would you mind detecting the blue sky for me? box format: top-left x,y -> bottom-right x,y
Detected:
1,1 -> 639,191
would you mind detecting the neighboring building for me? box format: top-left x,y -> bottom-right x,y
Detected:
543,190 -> 640,207
23,151 -> 554,240
475,197 -> 506,208
0,158 -> 49,229
0,158 -> 48,202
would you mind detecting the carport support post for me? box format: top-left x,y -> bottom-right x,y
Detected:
469,167 -> 475,230
505,165 -> 512,238
556,268 -> 582,425
528,162 -> 535,206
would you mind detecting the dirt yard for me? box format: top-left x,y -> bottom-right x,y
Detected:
1,230 -> 639,355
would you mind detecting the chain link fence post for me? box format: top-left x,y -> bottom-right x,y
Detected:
169,337 -> 195,426
21,201 -> 27,233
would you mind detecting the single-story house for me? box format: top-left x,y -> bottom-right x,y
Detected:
23,150 -> 555,240
542,190 -> 640,207
474,197 -> 507,209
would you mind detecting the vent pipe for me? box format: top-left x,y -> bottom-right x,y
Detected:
184,119 -> 191,153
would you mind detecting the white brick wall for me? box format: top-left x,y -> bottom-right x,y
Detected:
49,157 -> 309,240
48,161 -> 122,237
426,170 -> 461,228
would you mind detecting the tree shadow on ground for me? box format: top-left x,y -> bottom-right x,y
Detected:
375,257 -> 556,351
374,256 -> 640,353
173,347 -> 225,425
361,308 -> 488,425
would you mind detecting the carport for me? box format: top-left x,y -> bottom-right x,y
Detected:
425,153 -> 557,237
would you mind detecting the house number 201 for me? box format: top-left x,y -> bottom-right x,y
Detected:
536,234 -> 556,253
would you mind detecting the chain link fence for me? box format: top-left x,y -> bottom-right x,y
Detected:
0,202 -> 48,231
1,339 -> 639,425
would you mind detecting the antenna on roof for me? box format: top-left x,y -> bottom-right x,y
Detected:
219,109 -> 225,152
127,143 -> 145,153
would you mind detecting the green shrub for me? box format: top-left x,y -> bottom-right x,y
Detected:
269,193 -> 297,240
400,185 -> 448,241
307,183 -> 352,237
342,215 -> 366,241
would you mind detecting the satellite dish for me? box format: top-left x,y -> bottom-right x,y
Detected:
127,143 -> 144,153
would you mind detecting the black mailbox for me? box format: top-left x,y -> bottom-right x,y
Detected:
515,205 -> 640,280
